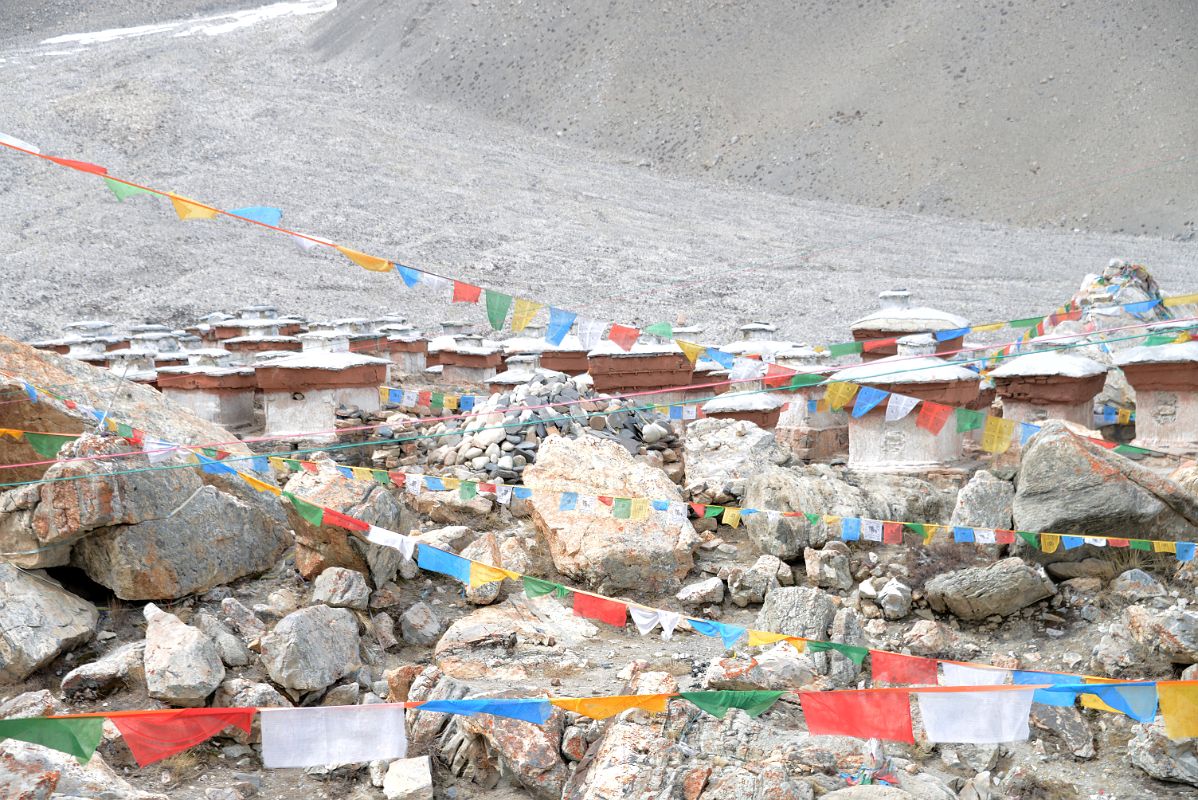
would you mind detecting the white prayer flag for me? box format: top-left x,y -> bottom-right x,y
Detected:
367,526 -> 416,560
657,610 -> 681,641
576,318 -> 607,350
260,706 -> 408,767
917,689 -> 1034,743
291,232 -> 330,252
577,494 -> 599,516
861,519 -> 883,542
668,502 -> 688,525
629,607 -> 661,637
973,529 -> 996,544
681,405 -> 698,420
939,662 -> 1009,687
1083,537 -> 1107,547
885,393 -> 920,422
495,485 -> 513,505
0,131 -> 39,153
402,390 -> 418,407
406,476 -> 424,496
729,359 -> 766,381
421,274 -> 451,294
145,438 -> 177,464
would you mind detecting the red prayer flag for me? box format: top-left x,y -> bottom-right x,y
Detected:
608,324 -> 639,351
862,337 -> 897,353
417,390 -> 432,406
799,689 -> 914,743
994,530 -> 1015,545
763,363 -> 796,389
597,496 -> 613,506
1108,538 -> 1130,548
389,471 -> 407,487
111,708 -> 255,767
323,508 -> 370,532
915,402 -> 953,435
47,156 -> 108,175
478,483 -> 496,493
301,461 -> 319,474
882,522 -> 904,544
689,503 -> 707,517
452,281 -> 482,303
573,593 -> 627,627
871,651 -> 939,686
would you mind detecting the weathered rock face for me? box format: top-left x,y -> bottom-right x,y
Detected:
924,558 -> 1055,620
804,543 -> 853,591
456,694 -> 569,799
683,418 -> 786,504
1014,421 -> 1198,538
677,576 -> 725,606
312,566 -> 371,610
522,435 -> 699,593
742,465 -> 952,560
72,482 -> 290,600
382,756 -> 434,800
282,455 -> 416,583
400,602 -> 444,646
1125,603 -> 1198,665
259,604 -> 361,696
949,469 -> 1014,529
0,741 -> 167,800
1129,719 -> 1198,788
755,586 -> 865,687
61,641 -> 145,698
0,563 -> 97,683
142,604 -> 224,707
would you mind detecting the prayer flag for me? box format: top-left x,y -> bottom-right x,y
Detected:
1159,683 -> 1198,739
799,689 -> 914,743
47,156 -> 107,174
688,619 -> 746,649
229,206 -> 282,226
608,324 -> 639,351
861,519 -> 883,542
630,497 -> 650,521
284,493 -> 324,527
260,706 -> 407,768
681,691 -> 785,719
511,298 -> 543,332
916,402 -> 953,435
111,708 -> 254,767
453,281 -> 482,303
807,641 -> 869,665
824,382 -> 858,411
882,522 -> 904,544
828,341 -> 864,358
644,322 -> 673,338
1011,670 -> 1085,706
323,508 -> 369,533
417,546 -> 471,584
416,698 -> 550,725
546,307 -> 577,345
629,607 -> 681,640
871,651 -> 939,685
955,408 -> 985,433
170,194 -> 219,220
934,326 -> 971,342
612,498 -> 632,519
940,663 -> 1008,686
0,716 -> 104,763
485,291 -> 513,330
551,694 -> 670,720
862,336 -> 897,353
367,526 -> 416,560
468,562 -> 519,587
852,386 -> 889,418
23,432 -> 75,459
746,630 -> 792,647
841,517 -> 861,541
573,593 -> 627,627
459,480 -> 476,501
676,339 -> 705,364
335,246 -> 392,272
559,492 -> 578,511
885,393 -> 920,422
241,473 -> 280,496
981,416 -> 1016,453
104,178 -> 154,201
953,526 -> 975,544
918,688 -> 1034,743
576,318 -> 607,349
398,265 -> 422,287
523,575 -> 568,599
722,507 -> 741,528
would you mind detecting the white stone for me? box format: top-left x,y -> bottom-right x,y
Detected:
383,756 -> 433,799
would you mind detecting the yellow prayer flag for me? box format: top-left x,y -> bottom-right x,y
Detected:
630,497 -> 650,521
351,467 -> 374,482
676,340 -> 705,364
0,428 -> 22,440
1153,540 -> 1177,554
511,298 -> 543,332
746,630 -> 790,647
468,562 -> 519,587
268,457 -> 287,473
1164,292 -> 1198,307
722,507 -> 741,528
980,416 -> 1016,454
444,394 -> 459,411
335,245 -> 393,273
1116,408 -> 1132,425
1078,676 -> 1121,715
824,382 -> 859,411
786,637 -> 807,653
922,525 -> 940,545
815,399 -> 830,413
550,694 -> 672,720
378,387 -> 389,406
442,477 -> 461,491
1159,683 -> 1198,739
169,194 -> 219,220
1040,533 -> 1060,554
823,515 -> 841,528
972,322 -> 1005,332
241,473 -> 281,496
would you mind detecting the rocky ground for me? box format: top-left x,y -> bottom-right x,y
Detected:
3,338 -> 1198,799
0,2 -> 1196,344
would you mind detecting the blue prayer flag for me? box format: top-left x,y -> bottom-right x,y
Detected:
388,388 -> 403,404
1019,423 -> 1039,445
705,349 -> 735,369
1062,536 -> 1084,550
1176,542 -> 1196,562
416,698 -> 552,724
416,546 -> 471,584
689,619 -> 747,649
250,456 -> 270,474
934,326 -> 972,342
424,477 -> 446,491
229,206 -> 283,226
852,386 -> 888,418
1013,671 -> 1082,706
513,487 -> 532,499
1124,299 -> 1161,315
337,466 -> 354,479
546,307 -> 577,346
196,453 -> 236,475
651,500 -> 669,511
559,492 -> 578,511
398,265 -> 422,287
22,382 -> 37,403
460,395 -> 475,411
953,527 -> 975,543
841,518 -> 861,541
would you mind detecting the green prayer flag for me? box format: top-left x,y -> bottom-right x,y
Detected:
116,422 -> 134,439
955,408 -> 984,433
284,459 -> 302,471
1145,334 -> 1176,346
904,522 -> 927,537
373,470 -> 391,485
485,291 -> 513,330
643,322 -> 673,339
828,341 -> 864,358
1130,539 -> 1152,551
460,481 -> 478,501
284,493 -> 325,527
680,691 -> 785,719
103,177 -> 154,201
1114,444 -> 1148,456
789,373 -> 824,389
431,392 -> 444,409
1017,531 -> 1040,549
704,505 -> 723,519
804,512 -> 822,525
0,716 -> 104,763
1009,316 -> 1044,329
523,575 -> 568,599
807,640 -> 869,665
23,432 -> 76,459
612,498 -> 632,519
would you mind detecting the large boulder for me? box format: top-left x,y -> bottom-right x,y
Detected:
259,604 -> 361,697
949,470 -> 1014,529
1014,421 -> 1198,538
742,465 -> 952,560
282,454 -> 416,584
522,435 -> 698,593
0,563 -> 97,683
754,586 -> 865,687
1129,719 -> 1198,787
61,641 -> 145,698
924,558 -> 1055,621
455,692 -> 569,799
0,741 -> 167,800
142,604 -> 224,707
683,418 -> 786,504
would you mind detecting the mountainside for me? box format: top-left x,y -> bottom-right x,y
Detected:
312,0 -> 1198,238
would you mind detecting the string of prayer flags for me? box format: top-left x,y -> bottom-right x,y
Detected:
572,593 -> 628,627
679,691 -> 785,719
110,708 -> 255,767
260,705 -> 407,768
799,689 -> 915,744
917,688 -> 1034,744
607,324 -> 639,351
453,281 -> 482,303
871,651 -> 940,685
551,694 -> 671,720
511,298 -> 543,332
416,545 -> 472,584
0,716 -> 104,763
169,194 -> 220,220
485,290 -> 513,330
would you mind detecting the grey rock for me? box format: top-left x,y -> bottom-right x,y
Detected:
194,611 -> 252,668
260,605 -> 361,696
0,741 -> 168,800
0,563 -> 97,682
61,641 -> 145,698
143,604 -> 224,707
949,469 -> 1014,530
383,756 -> 434,799
877,578 -> 912,620
727,555 -> 783,607
683,418 -> 784,503
804,543 -> 853,591
321,682 -> 360,706
1030,704 -> 1095,760
1125,604 -> 1198,664
924,558 -> 1055,621
756,586 -> 837,639
0,689 -> 64,720
1110,568 -> 1165,600
313,566 -> 371,610
213,678 -> 292,744
1129,719 -> 1198,787
676,577 -> 725,606
220,597 -> 266,641
401,602 -> 444,645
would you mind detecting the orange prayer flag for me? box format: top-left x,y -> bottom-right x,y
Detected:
240,473 -> 281,496
335,245 -> 393,273
169,194 -> 219,220
550,694 -> 672,720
